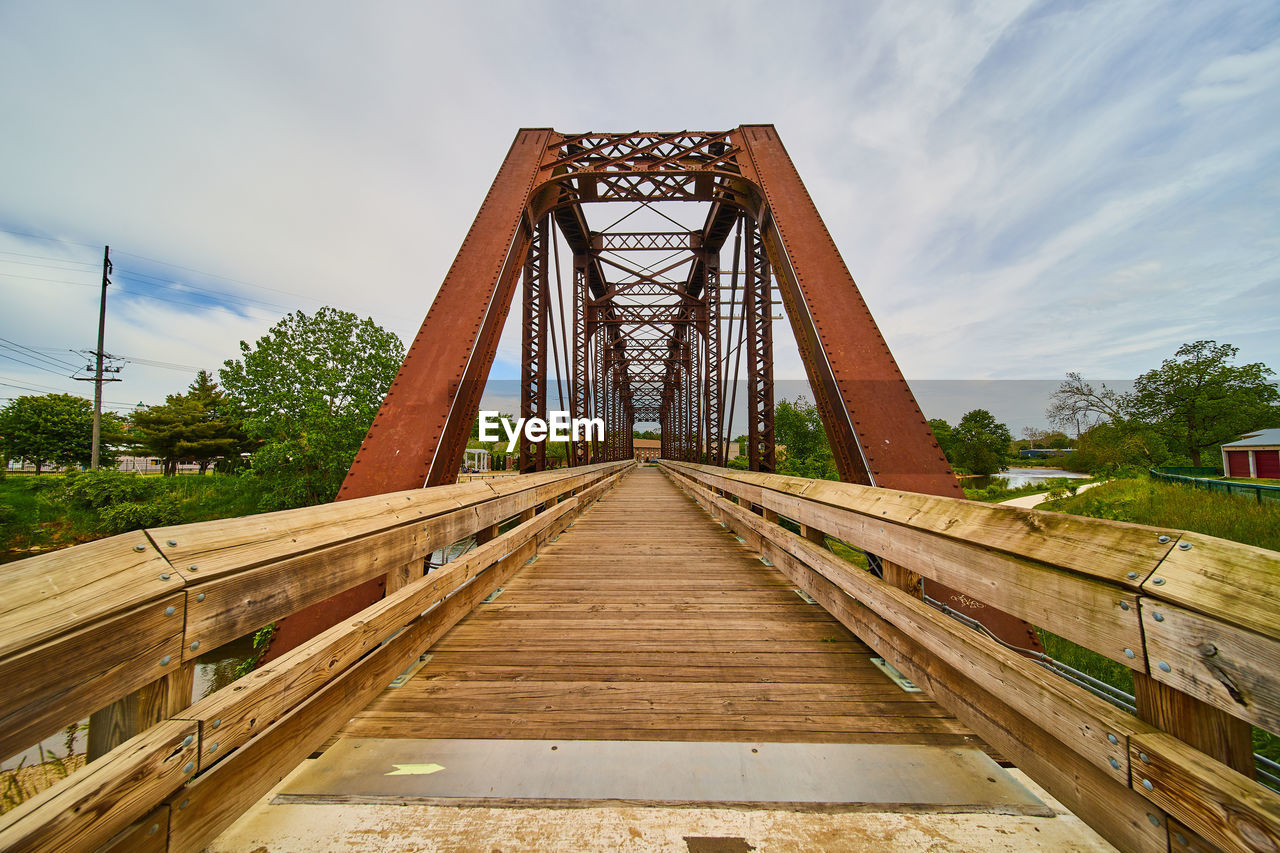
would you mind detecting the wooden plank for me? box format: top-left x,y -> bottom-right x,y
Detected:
665,461 -> 1177,585
99,805 -> 168,853
0,720 -> 196,853
0,530 -> 176,658
1144,532 -> 1280,643
665,463 -> 1146,667
1134,672 -> 1255,778
0,592 -> 185,763
1142,597 -> 1280,737
1130,731 -> 1280,853
174,498 -> 579,771
164,531 -> 545,853
686,474 -> 1144,781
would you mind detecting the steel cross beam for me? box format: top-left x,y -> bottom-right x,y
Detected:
519,215 -> 550,473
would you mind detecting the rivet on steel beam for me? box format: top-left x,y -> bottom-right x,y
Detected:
1107,733 -> 1119,745
196,593 -> 205,602
165,606 -> 175,616
134,544 -> 147,552
183,735 -> 193,747
1139,752 -> 1149,764
1158,662 -> 1172,673
159,573 -> 171,581
1142,779 -> 1154,791
1124,648 -> 1135,659
167,539 -> 178,547
1126,571 -> 1138,580
1119,601 -> 1130,611
182,763 -> 194,774
1152,577 -> 1166,586
160,656 -> 171,666
1147,814 -> 1160,827
1177,541 -> 1192,551
1157,535 -> 1170,544
212,718 -> 221,729
1109,758 -> 1120,770
190,641 -> 200,652
1153,612 -> 1164,622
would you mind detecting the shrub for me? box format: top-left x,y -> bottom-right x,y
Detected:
60,470 -> 163,511
97,494 -> 183,535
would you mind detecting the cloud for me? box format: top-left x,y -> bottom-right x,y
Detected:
1,0 -> 1277,421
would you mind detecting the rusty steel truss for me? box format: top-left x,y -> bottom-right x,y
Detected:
267,126 -> 983,660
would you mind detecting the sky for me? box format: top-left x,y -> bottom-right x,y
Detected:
2,1 -> 1277,431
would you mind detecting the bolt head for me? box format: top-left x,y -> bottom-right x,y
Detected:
1157,535 -> 1170,544
188,564 -> 199,571
183,735 -> 193,747
1142,779 -> 1154,791
190,641 -> 200,651
1153,612 -> 1164,622
1177,541 -> 1192,551
196,593 -> 205,602
209,743 -> 218,753
159,573 -> 171,581
134,544 -> 146,552
1140,752 -> 1149,763
212,718 -> 221,729
1127,571 -> 1139,580
1147,814 -> 1160,827
1107,733 -> 1119,745
180,798 -> 189,809
1158,662 -> 1172,673
160,655 -> 171,666
1124,648 -> 1135,659
148,823 -> 159,835
1152,577 -> 1166,586
1109,758 -> 1120,769
182,762 -> 194,774
1120,601 -> 1130,611
167,539 -> 178,547
165,606 -> 175,616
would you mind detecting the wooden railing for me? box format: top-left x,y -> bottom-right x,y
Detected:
661,461 -> 1280,853
0,460 -> 634,852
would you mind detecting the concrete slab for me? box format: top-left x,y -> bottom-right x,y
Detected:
273,738 -> 1050,814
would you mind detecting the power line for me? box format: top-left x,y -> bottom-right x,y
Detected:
113,249 -> 327,306
0,338 -> 81,371
113,266 -> 298,312
0,349 -> 78,378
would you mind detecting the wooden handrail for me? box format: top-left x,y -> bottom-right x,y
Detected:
0,462 -> 631,795
661,461 -> 1280,853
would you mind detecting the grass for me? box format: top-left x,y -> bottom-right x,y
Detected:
1220,477 -> 1280,486
0,471 -> 267,562
1041,476 -> 1280,552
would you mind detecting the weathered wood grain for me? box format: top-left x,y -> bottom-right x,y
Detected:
0,720 -> 196,853
1144,533 -> 1280,644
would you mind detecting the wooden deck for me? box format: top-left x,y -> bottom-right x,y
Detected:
340,467 -> 983,747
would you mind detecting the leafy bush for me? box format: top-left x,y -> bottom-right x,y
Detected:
60,470 -> 163,510
98,494 -> 183,534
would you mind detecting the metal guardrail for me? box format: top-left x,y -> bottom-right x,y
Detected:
1151,467 -> 1280,504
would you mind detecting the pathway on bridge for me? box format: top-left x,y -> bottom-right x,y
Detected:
339,466 -> 981,746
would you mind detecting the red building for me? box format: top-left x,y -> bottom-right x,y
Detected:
1221,429 -> 1280,479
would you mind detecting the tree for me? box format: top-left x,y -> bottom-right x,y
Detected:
1130,341 -> 1278,466
1047,372 -> 1129,436
952,409 -> 1013,475
929,418 -> 958,465
0,394 -> 122,473
774,397 -> 838,479
130,371 -> 248,475
1067,419 -> 1169,473
220,307 -> 405,508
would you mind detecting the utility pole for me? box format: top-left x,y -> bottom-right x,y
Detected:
90,246 -> 111,470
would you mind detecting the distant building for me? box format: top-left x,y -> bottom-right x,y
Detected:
634,438 -> 660,463
1017,448 -> 1076,459
1221,429 -> 1280,479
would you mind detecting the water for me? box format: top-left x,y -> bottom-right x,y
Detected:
966,467 -> 1090,490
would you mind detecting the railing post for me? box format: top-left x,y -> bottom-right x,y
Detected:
799,524 -> 824,546
1133,673 -> 1256,778
88,662 -> 195,761
882,560 -> 923,600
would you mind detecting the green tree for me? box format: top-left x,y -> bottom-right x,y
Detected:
953,409 -> 1013,475
0,394 -> 122,473
774,397 -> 838,480
1046,372 -> 1129,436
1067,419 -> 1169,473
220,307 -> 405,509
130,371 -> 248,475
1129,341 -> 1279,467
929,418 -> 958,465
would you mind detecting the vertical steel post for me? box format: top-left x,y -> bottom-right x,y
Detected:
745,218 -> 775,473
519,215 -> 549,473
571,252 -> 591,466
704,251 -> 722,465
